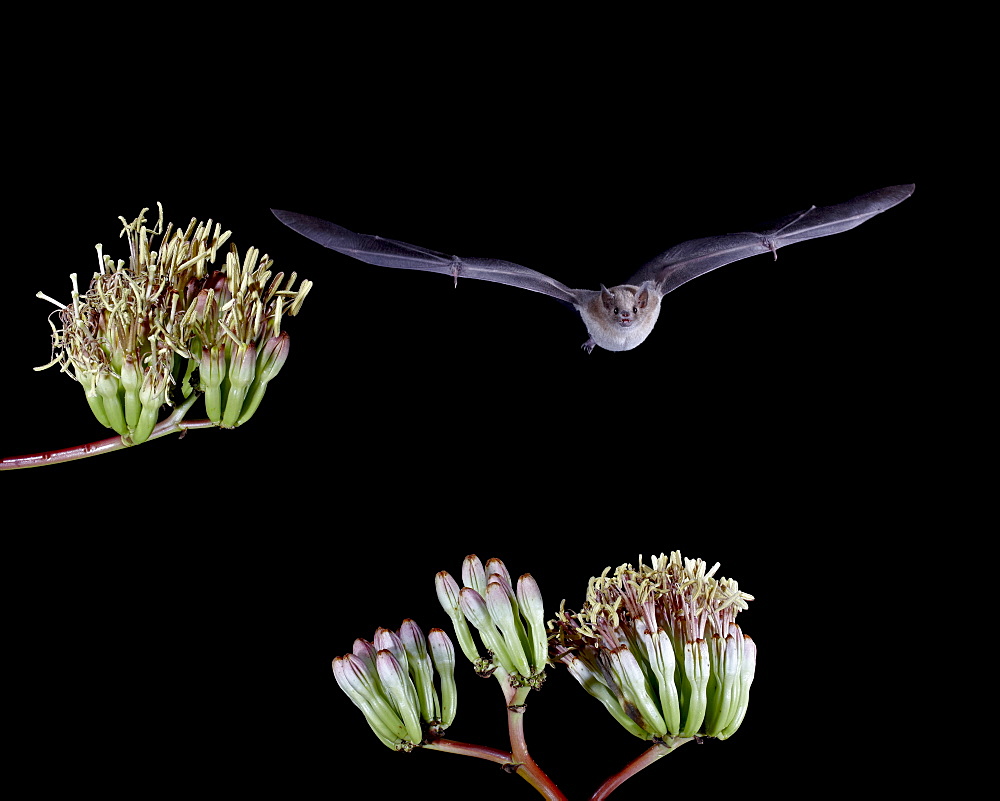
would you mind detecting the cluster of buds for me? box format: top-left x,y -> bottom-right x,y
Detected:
435,555 -> 549,686
35,204 -> 311,444
332,620 -> 457,751
548,551 -> 756,742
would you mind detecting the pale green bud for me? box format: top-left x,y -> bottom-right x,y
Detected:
199,343 -> 226,424
439,555 -> 549,683
235,332 -> 290,426
333,622 -> 458,751
120,353 -> 142,430
459,586 -> 519,676
461,554 -> 488,595
332,654 -> 411,750
555,647 -> 649,739
375,650 -> 424,746
132,362 -> 172,444
221,341 -> 256,428
428,628 -> 457,731
516,574 -> 549,673
96,372 -> 127,435
399,619 -> 439,725
435,571 -> 482,664
484,581 -> 532,677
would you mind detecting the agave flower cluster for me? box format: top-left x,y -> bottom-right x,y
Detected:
35,204 -> 311,444
435,556 -> 548,686
549,551 -> 756,742
333,620 -> 457,752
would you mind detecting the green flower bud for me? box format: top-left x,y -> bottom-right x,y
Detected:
255,332 -> 291,383
132,362 -> 173,444
462,554 -> 488,595
375,649 -> 424,746
120,352 -> 142,430
428,629 -> 457,731
438,555 -> 549,683
399,619 -> 439,725
333,654 -> 411,749
235,332 -> 290,426
614,645 -> 669,737
434,571 -> 483,664
485,580 -> 532,678
96,372 -> 127,435
332,621 -> 458,751
557,647 -> 649,739
74,367 -> 111,429
199,343 -> 227,423
221,340 -> 256,428
516,574 -> 549,673
460,586 -> 519,676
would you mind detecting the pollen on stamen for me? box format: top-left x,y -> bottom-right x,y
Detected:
36,291 -> 67,309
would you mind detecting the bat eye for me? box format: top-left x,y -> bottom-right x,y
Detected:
632,306 -> 638,314
613,307 -> 619,315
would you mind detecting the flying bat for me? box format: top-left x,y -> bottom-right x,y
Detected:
272,184 -> 914,353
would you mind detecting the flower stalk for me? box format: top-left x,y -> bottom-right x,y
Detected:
0,394 -> 214,469
436,556 -> 564,800
588,736 -> 694,801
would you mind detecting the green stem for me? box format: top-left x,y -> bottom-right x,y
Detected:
588,737 -> 694,800
0,395 -> 214,470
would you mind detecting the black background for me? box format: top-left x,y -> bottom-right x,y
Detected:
4,9 -> 934,800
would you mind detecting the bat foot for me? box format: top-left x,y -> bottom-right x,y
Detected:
581,338 -> 597,355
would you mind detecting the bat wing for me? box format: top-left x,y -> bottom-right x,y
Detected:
271,209 -> 584,306
627,184 -> 914,295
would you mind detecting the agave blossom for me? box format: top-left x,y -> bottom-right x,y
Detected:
549,551 -> 756,742
2,204 -> 311,468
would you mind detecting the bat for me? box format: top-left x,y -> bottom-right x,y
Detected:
272,184 -> 914,353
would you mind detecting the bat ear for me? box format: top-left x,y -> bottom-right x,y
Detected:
600,284 -> 615,309
635,283 -> 652,308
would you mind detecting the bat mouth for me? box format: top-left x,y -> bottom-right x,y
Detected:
619,319 -> 632,327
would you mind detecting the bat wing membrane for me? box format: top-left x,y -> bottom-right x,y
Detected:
271,210 -> 583,306
628,184 -> 914,295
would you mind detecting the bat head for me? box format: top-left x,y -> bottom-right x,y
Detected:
582,282 -> 661,352
599,283 -> 655,328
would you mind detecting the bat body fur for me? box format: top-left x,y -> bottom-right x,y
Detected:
273,184 -> 913,353
579,284 -> 661,353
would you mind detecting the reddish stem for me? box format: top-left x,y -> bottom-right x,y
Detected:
504,682 -> 567,801
588,737 -> 694,800
1,398 -> 215,470
421,737 -> 514,764
426,676 -> 566,800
